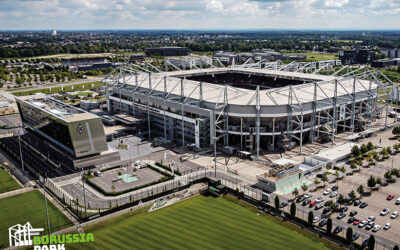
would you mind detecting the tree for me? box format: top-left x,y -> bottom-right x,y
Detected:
367,175 -> 376,192
384,170 -> 393,181
337,194 -> 345,205
321,173 -> 328,187
340,166 -> 346,174
348,190 -> 356,202
387,146 -> 393,155
376,177 -> 382,186
368,235 -> 375,250
367,141 -> 374,151
313,178 -> 320,188
393,126 -> 400,137
326,218 -> 333,234
351,145 -> 361,157
381,148 -> 388,159
308,211 -> 314,225
373,152 -> 379,162
292,187 -> 299,200
301,183 -> 308,194
346,227 -> 353,244
361,144 -> 368,154
350,162 -> 357,170
290,202 -> 296,218
357,185 -> 364,195
334,171 -> 340,180
275,195 -> 280,210
393,245 -> 399,250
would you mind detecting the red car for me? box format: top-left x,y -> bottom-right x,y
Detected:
387,194 -> 394,200
353,219 -> 362,225
309,201 -> 317,207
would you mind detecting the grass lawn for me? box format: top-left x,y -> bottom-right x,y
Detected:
69,195 -> 338,250
0,190 -> 73,248
0,167 -> 21,194
12,81 -> 101,96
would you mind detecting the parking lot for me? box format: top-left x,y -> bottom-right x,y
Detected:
0,114 -> 21,136
90,165 -> 165,193
281,136 -> 400,246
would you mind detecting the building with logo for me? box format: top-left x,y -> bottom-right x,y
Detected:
15,94 -> 119,169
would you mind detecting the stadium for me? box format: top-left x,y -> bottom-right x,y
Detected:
104,60 -> 393,159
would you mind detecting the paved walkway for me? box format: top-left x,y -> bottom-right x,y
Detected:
0,187 -> 33,199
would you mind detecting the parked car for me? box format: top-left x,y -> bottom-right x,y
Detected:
333,225 -> 343,234
329,192 -> 337,198
309,201 -> 317,208
353,219 -> 362,225
381,208 -> 390,216
341,206 -> 348,212
384,223 -> 391,230
331,185 -> 339,191
319,219 -> 327,227
94,171 -> 102,177
396,198 -> 400,205
362,239 -> 369,248
313,216 -> 320,223
279,202 -> 288,208
304,192 -> 313,198
360,202 -> 368,208
323,189 -> 332,195
315,197 -> 324,203
350,210 -> 358,217
367,216 -> 376,222
372,225 -> 381,232
297,196 -> 306,203
354,200 -> 362,206
302,199 -> 311,206
322,207 -> 331,214
358,220 -> 367,228
387,194 -> 395,200
348,217 -> 356,223
337,213 -> 346,219
391,211 -> 398,219
315,204 -> 323,210
352,233 -> 360,241
365,222 -> 374,230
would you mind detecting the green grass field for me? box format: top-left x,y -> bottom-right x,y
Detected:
69,195 -> 338,250
0,167 -> 21,194
0,190 -> 73,248
11,81 -> 101,96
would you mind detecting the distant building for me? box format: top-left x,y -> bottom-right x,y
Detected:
382,48 -> 400,58
339,49 -> 375,65
213,51 -> 239,65
371,58 -> 400,68
145,46 -> 189,57
51,30 -> 57,36
61,57 -> 108,67
130,54 -> 145,62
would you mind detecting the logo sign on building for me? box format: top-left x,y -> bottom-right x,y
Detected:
77,123 -> 84,134
195,119 -> 200,149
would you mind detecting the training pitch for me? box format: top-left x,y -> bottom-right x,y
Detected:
70,195 -> 338,250
0,167 -> 20,194
0,190 -> 73,248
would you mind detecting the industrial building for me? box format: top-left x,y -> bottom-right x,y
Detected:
339,49 -> 376,65
15,94 -> 120,169
145,46 -> 189,57
103,60 -> 393,159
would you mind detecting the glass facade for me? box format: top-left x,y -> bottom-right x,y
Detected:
17,102 -> 74,151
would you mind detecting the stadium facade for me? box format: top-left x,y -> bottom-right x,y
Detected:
104,61 -> 393,158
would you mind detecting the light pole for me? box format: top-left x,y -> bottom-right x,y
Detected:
40,175 -> 51,236
213,136 -> 218,178
17,130 -> 25,176
82,170 -> 88,218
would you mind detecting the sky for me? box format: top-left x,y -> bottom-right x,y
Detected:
0,0 -> 399,30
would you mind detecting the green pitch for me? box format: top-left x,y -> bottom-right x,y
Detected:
70,195 -> 337,250
0,190 -> 73,248
0,167 -> 21,194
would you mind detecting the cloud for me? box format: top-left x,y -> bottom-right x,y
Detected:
0,0 -> 398,29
